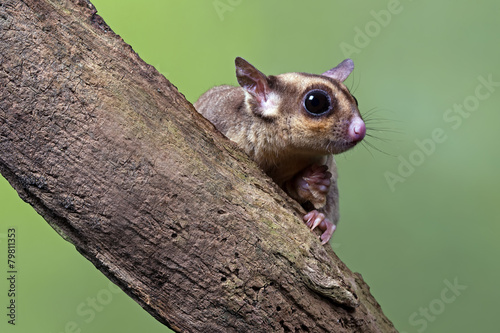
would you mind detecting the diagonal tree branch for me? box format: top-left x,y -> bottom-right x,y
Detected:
0,0 -> 396,332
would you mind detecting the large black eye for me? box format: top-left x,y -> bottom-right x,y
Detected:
304,90 -> 332,115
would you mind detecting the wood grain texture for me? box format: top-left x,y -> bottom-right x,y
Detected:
0,0 -> 397,332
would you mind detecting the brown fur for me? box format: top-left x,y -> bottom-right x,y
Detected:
194,60 -> 362,231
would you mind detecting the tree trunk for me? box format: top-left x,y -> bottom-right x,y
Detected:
0,0 -> 396,332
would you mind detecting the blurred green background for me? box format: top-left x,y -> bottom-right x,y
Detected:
1,0 -> 499,332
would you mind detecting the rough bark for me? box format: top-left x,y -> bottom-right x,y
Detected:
0,0 -> 397,332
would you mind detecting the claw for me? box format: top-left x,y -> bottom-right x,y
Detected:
310,214 -> 325,231
303,210 -> 336,244
304,211 -> 315,228
320,223 -> 336,245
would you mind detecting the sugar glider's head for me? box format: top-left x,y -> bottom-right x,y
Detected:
235,57 -> 365,155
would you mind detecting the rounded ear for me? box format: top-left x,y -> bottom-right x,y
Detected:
235,57 -> 271,104
322,59 -> 354,82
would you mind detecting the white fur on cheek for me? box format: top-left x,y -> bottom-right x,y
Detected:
259,92 -> 280,117
243,91 -> 280,118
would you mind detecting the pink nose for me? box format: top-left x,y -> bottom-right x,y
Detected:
348,117 -> 366,142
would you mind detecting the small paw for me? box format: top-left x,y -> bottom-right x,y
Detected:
301,164 -> 332,193
303,210 -> 336,245
294,165 -> 332,208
